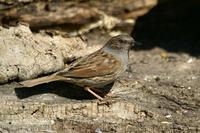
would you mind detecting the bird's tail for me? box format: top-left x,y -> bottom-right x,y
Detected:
19,75 -> 66,87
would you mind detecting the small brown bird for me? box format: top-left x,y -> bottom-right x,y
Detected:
20,34 -> 135,100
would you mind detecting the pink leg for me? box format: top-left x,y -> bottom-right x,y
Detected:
84,87 -> 103,101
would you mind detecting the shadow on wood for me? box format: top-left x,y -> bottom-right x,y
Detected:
15,81 -> 113,100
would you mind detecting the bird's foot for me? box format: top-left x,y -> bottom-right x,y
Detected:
84,87 -> 118,107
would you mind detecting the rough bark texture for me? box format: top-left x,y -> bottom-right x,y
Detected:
0,0 -> 199,133
0,0 -> 157,35
0,24 -> 88,84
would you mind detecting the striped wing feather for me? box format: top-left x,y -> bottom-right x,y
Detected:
57,51 -> 121,78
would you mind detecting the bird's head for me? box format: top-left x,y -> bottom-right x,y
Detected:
103,34 -> 135,52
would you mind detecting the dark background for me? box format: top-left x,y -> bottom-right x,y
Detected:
133,0 -> 200,56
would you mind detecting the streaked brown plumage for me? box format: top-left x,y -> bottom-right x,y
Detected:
20,34 -> 135,100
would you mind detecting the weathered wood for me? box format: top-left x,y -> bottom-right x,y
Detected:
0,24 -> 87,83
0,0 -> 157,34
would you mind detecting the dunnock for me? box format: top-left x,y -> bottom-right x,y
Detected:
20,34 -> 135,100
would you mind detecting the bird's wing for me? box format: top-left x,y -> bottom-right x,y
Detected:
56,50 -> 121,78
